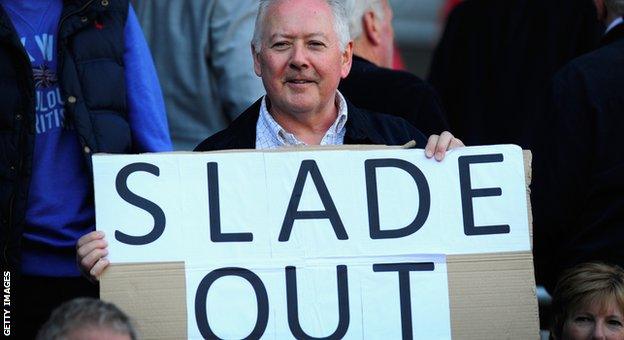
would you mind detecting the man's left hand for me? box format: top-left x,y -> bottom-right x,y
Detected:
425,131 -> 464,161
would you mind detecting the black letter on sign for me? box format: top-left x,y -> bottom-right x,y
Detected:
207,162 -> 253,242
458,154 -> 510,235
373,262 -> 435,340
115,162 -> 165,245
365,159 -> 431,239
285,265 -> 350,339
195,267 -> 269,339
279,160 -> 347,241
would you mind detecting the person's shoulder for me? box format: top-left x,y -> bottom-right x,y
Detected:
554,40 -> 624,88
194,99 -> 262,151
565,36 -> 624,71
348,104 -> 427,146
194,128 -> 235,152
349,57 -> 428,87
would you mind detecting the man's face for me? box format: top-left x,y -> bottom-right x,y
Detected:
253,0 -> 353,117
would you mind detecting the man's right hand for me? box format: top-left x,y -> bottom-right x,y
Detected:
76,231 -> 109,282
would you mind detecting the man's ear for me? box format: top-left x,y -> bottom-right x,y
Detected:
362,10 -> 382,46
252,44 -> 262,77
340,41 -> 354,79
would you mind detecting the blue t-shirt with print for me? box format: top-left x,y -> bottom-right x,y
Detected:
0,0 -> 172,277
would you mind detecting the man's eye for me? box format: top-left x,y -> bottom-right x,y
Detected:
309,41 -> 326,48
272,42 -> 289,49
608,319 -> 623,327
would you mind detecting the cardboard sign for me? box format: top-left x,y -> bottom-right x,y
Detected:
95,145 -> 536,339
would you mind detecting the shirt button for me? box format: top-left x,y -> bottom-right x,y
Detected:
15,114 -> 22,121
67,96 -> 77,104
84,146 -> 91,154
81,16 -> 88,23
101,0 -> 109,6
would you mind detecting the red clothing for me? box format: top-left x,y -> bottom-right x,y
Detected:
443,0 -> 462,20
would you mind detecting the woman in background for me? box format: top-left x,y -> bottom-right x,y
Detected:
551,262 -> 624,340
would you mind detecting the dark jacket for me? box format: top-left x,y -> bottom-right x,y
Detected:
531,20 -> 624,292
0,0 -> 131,273
339,55 -> 448,137
194,98 -> 427,151
428,0 -> 601,148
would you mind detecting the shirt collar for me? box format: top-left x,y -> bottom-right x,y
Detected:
258,91 -> 349,147
606,17 -> 623,34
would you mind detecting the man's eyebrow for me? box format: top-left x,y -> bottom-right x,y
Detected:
269,33 -> 293,40
305,32 -> 328,39
269,32 -> 328,40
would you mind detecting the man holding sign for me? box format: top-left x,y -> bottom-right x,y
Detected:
74,1 -> 541,338
193,0 -> 461,153
78,0 -> 463,280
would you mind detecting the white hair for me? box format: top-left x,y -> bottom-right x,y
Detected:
252,0 -> 351,52
605,0 -> 624,15
343,0 -> 386,40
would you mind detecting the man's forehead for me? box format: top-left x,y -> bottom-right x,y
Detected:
268,0 -> 331,12
263,0 -> 336,38
265,0 -> 333,24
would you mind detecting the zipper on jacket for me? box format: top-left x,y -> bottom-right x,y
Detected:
59,0 -> 97,29
56,0 -> 98,155
57,0 -> 97,79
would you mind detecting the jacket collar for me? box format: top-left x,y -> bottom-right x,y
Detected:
221,99 -> 262,149
0,5 -> 32,51
229,97 -> 387,148
0,5 -> 12,37
344,101 -> 388,145
352,55 -> 374,66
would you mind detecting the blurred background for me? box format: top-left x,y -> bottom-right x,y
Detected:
390,0 -> 444,76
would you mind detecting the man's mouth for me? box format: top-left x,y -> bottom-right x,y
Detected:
285,79 -> 315,84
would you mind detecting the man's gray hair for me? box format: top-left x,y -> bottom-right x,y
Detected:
36,298 -> 138,340
252,0 -> 351,52
343,0 -> 386,40
605,0 -> 624,15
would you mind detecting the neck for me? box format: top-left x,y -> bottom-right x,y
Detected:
353,39 -> 383,67
268,95 -> 339,145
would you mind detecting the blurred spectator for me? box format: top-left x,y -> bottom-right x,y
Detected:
550,263 -> 624,340
0,0 -> 172,338
339,0 -> 448,137
37,298 -> 137,340
132,0 -> 265,150
532,0 -> 624,293
428,0 -> 602,148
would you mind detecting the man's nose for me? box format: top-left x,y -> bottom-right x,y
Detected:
289,44 -> 309,70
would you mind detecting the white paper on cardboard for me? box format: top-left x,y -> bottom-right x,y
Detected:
93,144 -> 529,338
